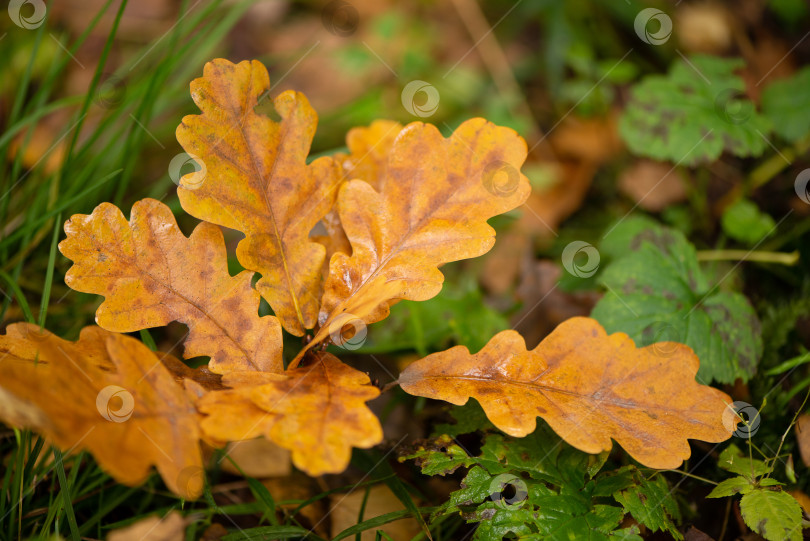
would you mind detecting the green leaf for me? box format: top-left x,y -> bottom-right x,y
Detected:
707,476 -> 755,498
399,435 -> 473,476
332,507 -> 437,541
431,401 -> 494,437
592,220 -> 762,383
619,55 -> 771,165
246,477 -> 278,524
718,444 -> 772,479
759,478 -> 784,488
721,199 -> 776,245
761,66 -> 810,142
740,489 -> 803,541
406,427 -> 667,540
613,474 -> 683,540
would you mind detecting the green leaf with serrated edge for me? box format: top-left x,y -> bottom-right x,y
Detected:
411,429 -> 642,539
759,478 -> 784,487
398,435 -> 473,477
721,199 -> 776,245
613,474 -> 683,539
593,220 -> 762,383
619,55 -> 771,165
740,489 -> 803,541
591,466 -> 640,498
761,66 -> 810,142
718,444 -> 772,479
471,507 -> 537,541
707,477 -> 755,498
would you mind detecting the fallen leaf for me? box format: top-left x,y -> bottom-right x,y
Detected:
59,198 -> 283,374
108,511 -> 186,541
199,351 -> 383,475
482,159 -> 596,294
676,3 -> 732,54
0,324 -> 203,499
514,259 -> 599,347
320,120 -> 405,260
160,355 -> 224,391
220,437 -> 291,478
618,159 -> 688,212
684,526 -> 715,541
176,58 -> 341,335
262,473 -> 329,537
329,485 -> 422,541
305,119 -> 530,362
398,317 -> 733,469
548,113 -> 623,164
334,119 -> 404,190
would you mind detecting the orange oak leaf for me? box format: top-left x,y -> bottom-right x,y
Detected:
176,58 -> 341,335
59,198 -> 282,375
198,351 -> 383,475
333,119 -> 404,190
297,119 -> 530,365
398,317 -> 734,469
320,120 -> 405,259
0,324 -> 204,499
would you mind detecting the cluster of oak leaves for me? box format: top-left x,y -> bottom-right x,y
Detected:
0,59 -> 736,500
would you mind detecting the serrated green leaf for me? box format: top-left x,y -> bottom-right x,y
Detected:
721,199 -> 776,245
593,220 -> 762,383
477,432 -> 566,484
718,444 -> 772,479
761,66 -> 810,142
620,55 -> 771,165
399,435 -> 473,476
740,489 -> 803,541
410,428 -> 645,540
613,474 -> 682,539
707,476 -> 755,498
759,478 -> 784,488
591,467 -> 638,498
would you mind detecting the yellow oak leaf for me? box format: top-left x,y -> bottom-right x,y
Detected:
295,119 -> 530,364
319,120 -> 405,259
333,119 -> 404,190
398,317 -> 734,469
0,324 -> 204,499
59,198 -> 282,375
199,351 -> 382,475
176,58 -> 341,335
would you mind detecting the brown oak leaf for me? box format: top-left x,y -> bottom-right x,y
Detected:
320,120 -> 405,259
399,316 -> 733,469
59,198 -> 282,375
199,351 -> 382,475
0,324 -> 204,499
296,119 -> 530,364
333,119 -> 404,191
176,58 -> 341,335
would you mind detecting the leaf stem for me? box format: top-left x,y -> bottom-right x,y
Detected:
748,131 -> 810,191
765,386 -> 810,479
660,469 -> 718,486
696,249 -> 799,265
